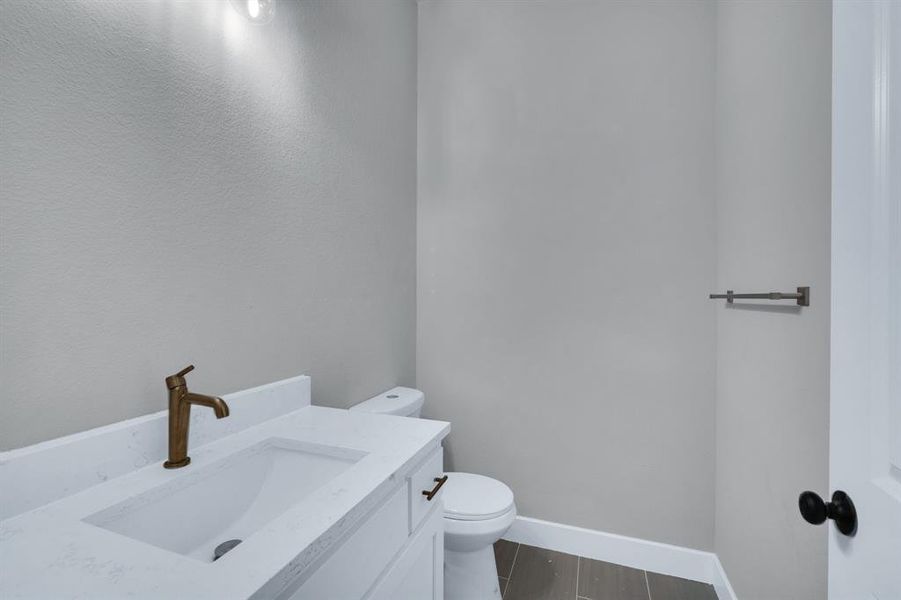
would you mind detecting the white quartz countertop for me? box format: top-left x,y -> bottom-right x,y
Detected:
0,406 -> 450,599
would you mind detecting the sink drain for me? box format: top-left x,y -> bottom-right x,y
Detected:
213,539 -> 242,561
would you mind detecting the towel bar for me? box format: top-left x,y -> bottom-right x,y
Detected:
709,286 -> 809,306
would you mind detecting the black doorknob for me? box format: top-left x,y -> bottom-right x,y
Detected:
799,490 -> 857,536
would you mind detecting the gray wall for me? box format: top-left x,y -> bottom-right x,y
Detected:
0,0 -> 417,450
418,0 -> 717,550
714,1 -> 831,598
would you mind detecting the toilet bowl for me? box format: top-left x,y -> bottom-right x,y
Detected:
349,387 -> 516,600
442,472 -> 516,600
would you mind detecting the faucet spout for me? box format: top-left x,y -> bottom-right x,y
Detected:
163,365 -> 230,469
185,392 -> 230,419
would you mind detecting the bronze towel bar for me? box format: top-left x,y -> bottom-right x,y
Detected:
709,286 -> 809,306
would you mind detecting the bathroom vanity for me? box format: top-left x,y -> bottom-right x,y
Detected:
0,376 -> 450,599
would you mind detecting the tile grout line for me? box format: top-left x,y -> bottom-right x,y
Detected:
503,543 -> 520,598
575,556 -> 581,600
644,570 -> 653,600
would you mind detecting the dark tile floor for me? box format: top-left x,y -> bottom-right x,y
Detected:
494,540 -> 718,600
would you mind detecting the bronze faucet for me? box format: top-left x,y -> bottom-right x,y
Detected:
163,365 -> 229,469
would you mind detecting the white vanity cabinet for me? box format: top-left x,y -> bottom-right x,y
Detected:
0,392 -> 451,600
279,446 -> 446,600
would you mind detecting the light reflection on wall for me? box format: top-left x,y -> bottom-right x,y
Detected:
72,0 -> 307,145
230,0 -> 276,24
222,2 -> 249,52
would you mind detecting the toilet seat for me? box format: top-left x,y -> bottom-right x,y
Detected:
442,472 -> 515,521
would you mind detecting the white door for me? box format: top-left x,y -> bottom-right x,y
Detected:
829,1 -> 901,599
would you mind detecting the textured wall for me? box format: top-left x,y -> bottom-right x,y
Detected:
417,0 -> 717,550
714,1 -> 831,598
0,0 -> 417,449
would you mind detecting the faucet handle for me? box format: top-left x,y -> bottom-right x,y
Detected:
165,364 -> 195,389
174,365 -> 195,377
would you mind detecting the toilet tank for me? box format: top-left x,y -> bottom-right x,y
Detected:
349,386 -> 424,417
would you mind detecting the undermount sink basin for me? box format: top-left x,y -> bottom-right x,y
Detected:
84,438 -> 367,562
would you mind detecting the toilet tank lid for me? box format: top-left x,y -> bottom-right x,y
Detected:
349,386 -> 424,416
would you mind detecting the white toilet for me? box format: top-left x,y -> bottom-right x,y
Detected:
350,387 -> 516,600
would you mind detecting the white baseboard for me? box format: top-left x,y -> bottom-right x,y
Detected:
503,516 -> 737,600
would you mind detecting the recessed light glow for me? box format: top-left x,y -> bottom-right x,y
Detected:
229,0 -> 275,24
247,0 -> 260,19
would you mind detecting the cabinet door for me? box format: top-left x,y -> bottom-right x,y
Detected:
278,485 -> 408,600
368,506 -> 444,600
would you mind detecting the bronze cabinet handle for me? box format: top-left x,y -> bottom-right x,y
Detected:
422,475 -> 448,501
